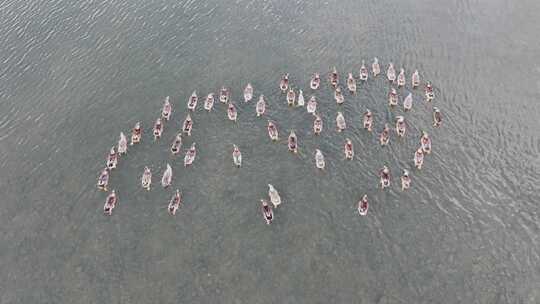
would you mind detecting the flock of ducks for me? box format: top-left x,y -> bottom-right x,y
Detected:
96,57 -> 443,223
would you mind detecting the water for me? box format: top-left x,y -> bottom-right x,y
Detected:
1,0 -> 540,302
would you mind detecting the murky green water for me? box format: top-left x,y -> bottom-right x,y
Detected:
1,0 -> 540,303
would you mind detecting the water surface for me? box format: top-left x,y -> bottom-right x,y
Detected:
1,0 -> 540,303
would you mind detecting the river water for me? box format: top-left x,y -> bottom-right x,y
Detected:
1,0 -> 540,303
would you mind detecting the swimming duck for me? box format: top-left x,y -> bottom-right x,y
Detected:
379,124 -> 390,146
103,190 -> 117,216
184,143 -> 197,167
168,189 -> 182,215
182,114 -> 193,136
358,194 -> 369,216
336,111 -> 346,132
315,149 -> 325,170
280,74 -> 289,92
153,117 -> 163,140
118,132 -> 127,155
403,92 -> 413,111
344,138 -> 354,160
204,93 -> 215,111
170,133 -> 182,155
387,62 -> 396,82
130,122 -> 141,145
267,121 -> 279,141
310,73 -> 321,90
97,168 -> 109,191
347,73 -> 356,93
401,170 -> 411,191
244,83 -> 253,102
313,114 -> 323,135
268,184 -> 281,208
256,95 -> 266,117
232,144 -> 242,167
372,57 -> 380,77
141,166 -> 152,190
261,199 -> 274,224
187,91 -> 198,111
106,146 -> 118,170
161,164 -> 172,188
395,116 -> 406,137
307,96 -> 317,114
379,166 -> 391,189
162,96 -> 172,120
227,102 -> 237,122
288,131 -> 298,154
363,110 -> 373,132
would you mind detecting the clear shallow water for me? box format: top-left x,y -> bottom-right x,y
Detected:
1,0 -> 540,303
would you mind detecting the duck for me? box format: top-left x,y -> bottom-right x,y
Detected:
162,96 -> 172,120
379,166 -> 391,189
168,189 -> 182,215
141,166 -> 152,190
161,164 -> 172,188
310,73 -> 321,90
187,91 -> 198,111
397,68 -> 405,87
433,107 -> 442,127
297,89 -> 305,107
388,87 -> 398,107
313,114 -> 323,135
232,144 -> 242,167
401,170 -> 411,191
288,131 -> 298,154
420,132 -> 432,154
336,111 -> 346,132
347,73 -> 357,93
256,95 -> 266,117
411,70 -> 420,88
244,83 -> 253,102
403,92 -> 413,111
268,184 -> 281,208
344,138 -> 354,160
387,62 -> 396,82
307,96 -> 317,114
363,110 -> 373,132
267,120 -> 279,141
170,133 -> 182,155
182,114 -> 193,136
117,132 -> 127,155
425,81 -> 434,101
287,88 -> 296,106
414,148 -> 424,169
153,117 -> 163,140
372,57 -> 380,77
329,66 -> 339,87
103,190 -> 117,216
227,102 -> 238,122
315,149 -> 325,170
395,116 -> 406,137
379,124 -> 390,146
358,194 -> 369,216
97,168 -> 109,191
130,122 -> 142,145
334,86 -> 344,104
184,143 -> 197,167
360,60 -> 369,81
219,86 -> 230,103
280,74 -> 289,92
204,93 -> 215,111
106,147 -> 118,170
261,199 -> 274,224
